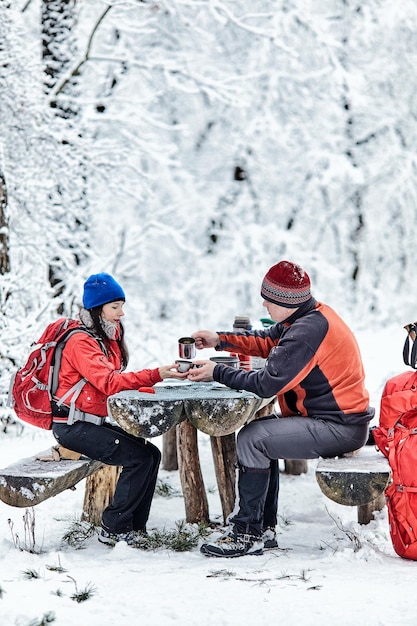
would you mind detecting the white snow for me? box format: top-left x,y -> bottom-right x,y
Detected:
1,324 -> 416,626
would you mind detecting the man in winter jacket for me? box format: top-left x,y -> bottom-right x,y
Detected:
188,260 -> 374,557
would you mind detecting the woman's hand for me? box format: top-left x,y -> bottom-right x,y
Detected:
191,330 -> 220,350
159,364 -> 189,380
187,360 -> 216,382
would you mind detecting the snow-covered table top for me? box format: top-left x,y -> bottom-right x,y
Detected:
107,381 -> 266,437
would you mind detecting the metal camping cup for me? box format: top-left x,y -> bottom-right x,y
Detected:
175,359 -> 194,373
178,337 -> 196,359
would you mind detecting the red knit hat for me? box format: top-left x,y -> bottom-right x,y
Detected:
261,261 -> 311,308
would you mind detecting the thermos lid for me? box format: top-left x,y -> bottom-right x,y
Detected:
233,315 -> 251,329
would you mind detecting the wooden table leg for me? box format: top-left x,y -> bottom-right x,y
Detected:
358,493 -> 386,525
162,426 -> 178,471
210,434 -> 237,524
176,419 -> 209,524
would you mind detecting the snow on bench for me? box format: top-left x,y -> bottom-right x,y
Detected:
315,447 -> 391,524
0,447 -> 103,508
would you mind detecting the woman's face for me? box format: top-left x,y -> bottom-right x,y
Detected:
101,301 -> 125,323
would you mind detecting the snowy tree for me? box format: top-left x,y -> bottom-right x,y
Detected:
2,0 -> 417,389
10,1 -> 417,359
0,145 -> 9,276
41,0 -> 91,303
0,2 -> 92,405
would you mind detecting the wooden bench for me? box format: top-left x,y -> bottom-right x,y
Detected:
315,447 -> 391,524
0,446 -> 108,523
1,444 -> 390,527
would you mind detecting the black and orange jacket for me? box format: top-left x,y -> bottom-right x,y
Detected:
213,299 -> 374,425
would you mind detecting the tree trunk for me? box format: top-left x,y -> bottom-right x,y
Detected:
176,419 -> 209,524
284,459 -> 308,475
210,434 -> 237,523
0,153 -> 10,275
82,465 -> 121,526
41,0 -> 89,312
42,0 -> 77,111
162,426 -> 178,471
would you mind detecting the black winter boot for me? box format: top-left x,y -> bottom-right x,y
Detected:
200,466 -> 270,558
263,458 -> 279,523
262,459 -> 279,549
230,465 -> 270,535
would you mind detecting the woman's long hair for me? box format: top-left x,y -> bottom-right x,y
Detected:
88,305 -> 129,370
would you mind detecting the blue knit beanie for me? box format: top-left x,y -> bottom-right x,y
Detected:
83,273 -> 125,309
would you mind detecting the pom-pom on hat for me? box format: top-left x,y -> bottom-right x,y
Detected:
261,261 -> 311,308
83,273 -> 125,309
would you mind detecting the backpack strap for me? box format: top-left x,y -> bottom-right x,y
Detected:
51,328 -> 85,397
403,323 -> 417,369
55,378 -> 88,425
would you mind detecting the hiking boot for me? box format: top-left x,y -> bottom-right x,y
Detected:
262,527 -> 278,550
200,532 -> 264,558
98,528 -> 148,547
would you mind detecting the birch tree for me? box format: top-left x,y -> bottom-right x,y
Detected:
4,0 -> 417,373
45,0 -> 417,338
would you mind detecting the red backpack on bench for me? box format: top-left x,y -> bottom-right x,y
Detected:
372,323 -> 417,560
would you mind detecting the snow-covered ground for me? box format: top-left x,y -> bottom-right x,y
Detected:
1,324 -> 416,626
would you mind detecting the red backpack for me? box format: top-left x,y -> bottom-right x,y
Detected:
7,318 -> 99,430
372,322 -> 417,560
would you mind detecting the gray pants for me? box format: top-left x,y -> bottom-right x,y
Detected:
228,415 -> 369,535
237,415 -> 369,469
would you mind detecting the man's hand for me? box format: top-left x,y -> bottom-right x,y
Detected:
191,330 -> 220,350
187,360 -> 216,382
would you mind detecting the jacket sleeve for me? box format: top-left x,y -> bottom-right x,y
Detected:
217,324 -> 283,358
62,333 -> 162,396
213,326 -> 318,398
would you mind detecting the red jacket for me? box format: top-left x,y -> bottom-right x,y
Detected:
56,332 -> 162,417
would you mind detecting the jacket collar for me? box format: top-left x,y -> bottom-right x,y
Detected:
282,297 -> 317,325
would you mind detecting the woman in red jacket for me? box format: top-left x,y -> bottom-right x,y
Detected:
52,273 -> 187,547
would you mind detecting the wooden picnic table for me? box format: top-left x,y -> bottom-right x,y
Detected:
107,382 -> 269,524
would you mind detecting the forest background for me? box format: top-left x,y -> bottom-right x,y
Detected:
1,0 -> 417,415
2,4 -> 417,624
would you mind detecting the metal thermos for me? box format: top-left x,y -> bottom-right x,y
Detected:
232,315 -> 252,370
233,315 -> 252,333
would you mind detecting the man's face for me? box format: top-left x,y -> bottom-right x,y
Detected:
262,300 -> 299,323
